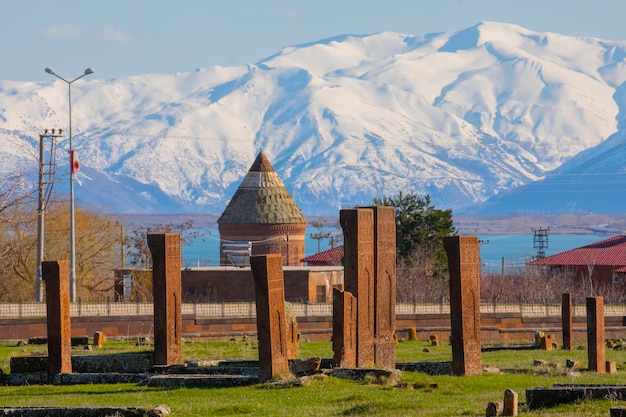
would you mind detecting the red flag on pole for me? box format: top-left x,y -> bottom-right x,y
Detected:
69,150 -> 80,174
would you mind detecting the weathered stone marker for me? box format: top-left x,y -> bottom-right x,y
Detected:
607,360 -> 618,374
42,260 -> 72,380
586,296 -> 606,373
444,236 -> 482,376
341,208 -> 375,367
93,331 -> 105,348
612,406 -> 626,417
370,205 -> 396,369
286,309 -> 299,360
332,288 -> 357,368
539,334 -> 555,351
503,388 -> 518,416
486,401 -> 503,417
562,293 -> 572,350
148,233 -> 182,366
250,254 -> 290,382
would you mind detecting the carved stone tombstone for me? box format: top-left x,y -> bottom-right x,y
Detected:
444,236 -> 482,376
562,293 -> 573,350
93,331 -> 106,348
370,205 -> 396,369
148,233 -> 182,366
503,388 -> 519,416
340,208 -> 375,367
332,288 -> 357,368
586,296 -> 606,373
250,254 -> 290,382
43,260 -> 72,380
286,304 -> 299,360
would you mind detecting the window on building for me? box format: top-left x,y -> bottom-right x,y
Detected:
316,285 -> 326,303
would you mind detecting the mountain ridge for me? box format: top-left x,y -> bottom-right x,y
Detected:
2,21 -> 626,215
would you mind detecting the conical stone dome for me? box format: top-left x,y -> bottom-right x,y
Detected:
217,151 -> 306,224
217,151 -> 306,266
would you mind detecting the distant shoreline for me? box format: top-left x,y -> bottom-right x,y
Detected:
114,212 -> 626,236
454,214 -> 626,236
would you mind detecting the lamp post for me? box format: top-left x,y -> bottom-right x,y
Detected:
45,67 -> 95,302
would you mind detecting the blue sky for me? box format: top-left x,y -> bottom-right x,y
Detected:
3,0 -> 626,82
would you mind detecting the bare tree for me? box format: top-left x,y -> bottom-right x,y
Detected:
125,220 -> 200,269
0,201 -> 121,301
0,171 -> 34,216
481,263 -> 579,305
583,254 -> 598,297
396,247 -> 449,303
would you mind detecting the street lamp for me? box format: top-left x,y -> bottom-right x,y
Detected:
45,67 -> 95,302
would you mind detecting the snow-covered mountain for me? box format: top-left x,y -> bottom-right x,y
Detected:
3,21 -> 626,215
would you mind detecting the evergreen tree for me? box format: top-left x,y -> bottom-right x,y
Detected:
373,192 -> 456,272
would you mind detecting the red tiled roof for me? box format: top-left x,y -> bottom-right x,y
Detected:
301,246 -> 344,263
530,235 -> 626,267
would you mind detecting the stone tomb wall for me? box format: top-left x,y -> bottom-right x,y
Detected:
1,313 -> 625,343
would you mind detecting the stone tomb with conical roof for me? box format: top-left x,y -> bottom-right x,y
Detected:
217,151 -> 306,266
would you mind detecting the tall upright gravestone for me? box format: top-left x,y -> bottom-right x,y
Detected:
444,236 -> 482,376
43,260 -> 72,380
586,296 -> 606,373
562,293 -> 573,350
250,254 -> 290,382
148,233 -> 182,366
340,208 -> 375,367
371,205 -> 396,369
332,287 -> 357,367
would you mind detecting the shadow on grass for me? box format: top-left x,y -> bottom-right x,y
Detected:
210,404 -> 264,415
0,385 -> 179,398
340,401 -> 383,416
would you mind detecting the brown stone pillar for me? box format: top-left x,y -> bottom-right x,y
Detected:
444,236 -> 482,376
286,310 -> 298,360
371,205 -> 396,369
340,208 -> 375,367
251,254 -> 290,382
42,260 -> 72,380
332,288 -> 357,368
586,296 -> 606,373
148,233 -> 182,366
503,388 -> 518,416
562,293 -> 573,350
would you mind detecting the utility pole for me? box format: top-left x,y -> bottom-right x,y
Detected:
309,231 -> 332,253
119,222 -> 125,270
36,129 -> 61,301
532,226 -> 550,259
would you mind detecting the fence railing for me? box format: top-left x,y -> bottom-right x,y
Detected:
0,300 -> 624,319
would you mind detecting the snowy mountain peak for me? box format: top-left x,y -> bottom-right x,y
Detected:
2,22 -> 626,215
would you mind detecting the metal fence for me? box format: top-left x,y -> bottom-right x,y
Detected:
1,300 -> 624,319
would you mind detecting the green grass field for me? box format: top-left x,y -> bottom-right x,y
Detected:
1,339 -> 626,416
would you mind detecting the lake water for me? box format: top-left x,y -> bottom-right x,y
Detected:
182,226 -> 343,267
477,234 -> 606,271
182,227 -> 608,269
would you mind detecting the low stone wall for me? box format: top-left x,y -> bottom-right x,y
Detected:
1,313 -> 625,344
10,353 -> 154,374
527,384 -> 626,409
0,405 -> 170,416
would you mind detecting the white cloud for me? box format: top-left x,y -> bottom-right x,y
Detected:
40,25 -> 87,38
281,10 -> 299,19
39,25 -> 134,42
97,27 -> 135,42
